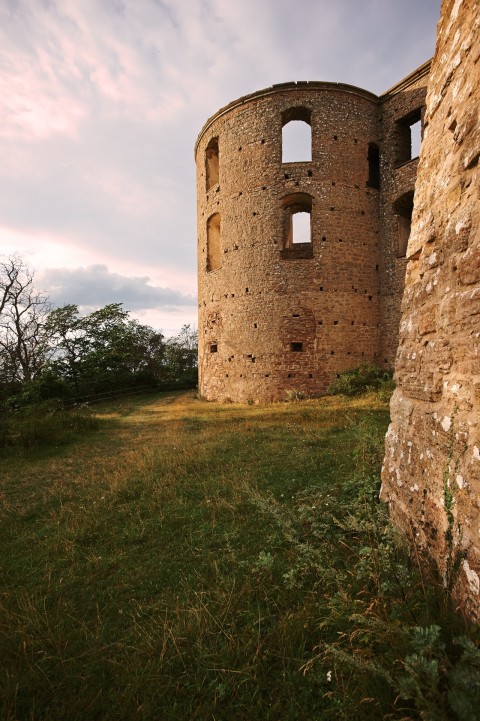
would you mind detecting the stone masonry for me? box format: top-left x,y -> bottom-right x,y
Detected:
195,66 -> 430,402
382,0 -> 480,619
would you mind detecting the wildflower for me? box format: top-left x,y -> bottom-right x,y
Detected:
327,670 -> 332,682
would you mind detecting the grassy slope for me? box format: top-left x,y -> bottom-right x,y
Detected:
0,392 -> 476,720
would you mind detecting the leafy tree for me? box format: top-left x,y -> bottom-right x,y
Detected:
46,303 -> 167,395
163,324 -> 198,388
1,256 -> 198,405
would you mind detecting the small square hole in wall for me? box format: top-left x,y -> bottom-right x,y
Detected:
210,344 -> 218,353
290,342 -> 303,352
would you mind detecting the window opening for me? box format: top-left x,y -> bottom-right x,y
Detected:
210,344 -> 218,353
290,342 -> 303,352
206,213 -> 221,271
396,109 -> 422,164
410,119 -> 422,159
281,107 -> 312,163
205,137 -> 219,190
393,191 -> 414,257
292,211 -> 311,244
281,192 -> 313,252
367,143 -> 380,189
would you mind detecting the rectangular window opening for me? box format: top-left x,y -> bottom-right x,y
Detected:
410,119 -> 422,159
290,342 -> 303,352
210,344 -> 218,353
396,109 -> 423,165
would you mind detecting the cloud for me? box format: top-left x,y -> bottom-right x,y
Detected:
0,0 -> 442,337
39,264 -> 197,312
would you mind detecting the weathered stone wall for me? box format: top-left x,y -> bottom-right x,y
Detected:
195,73 -> 429,403
378,64 -> 430,365
196,84 -> 382,402
382,0 -> 480,619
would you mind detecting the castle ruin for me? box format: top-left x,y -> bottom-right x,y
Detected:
196,0 -> 480,618
195,60 -> 430,402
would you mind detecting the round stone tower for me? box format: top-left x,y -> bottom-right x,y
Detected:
195,82 -> 382,402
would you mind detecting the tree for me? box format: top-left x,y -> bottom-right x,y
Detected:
0,256 -> 51,389
163,324 -> 198,388
46,303 -> 167,395
1,256 -> 198,404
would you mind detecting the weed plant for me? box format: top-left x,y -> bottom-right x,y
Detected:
327,363 -> 394,398
0,391 -> 478,720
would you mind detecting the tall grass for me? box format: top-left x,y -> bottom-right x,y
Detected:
0,400 -> 99,454
0,391 -> 478,720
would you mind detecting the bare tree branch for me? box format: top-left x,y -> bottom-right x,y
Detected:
0,256 -> 51,385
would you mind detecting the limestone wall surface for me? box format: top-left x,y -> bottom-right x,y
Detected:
382,0 -> 480,618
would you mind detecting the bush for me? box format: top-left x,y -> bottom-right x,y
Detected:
327,363 -> 394,397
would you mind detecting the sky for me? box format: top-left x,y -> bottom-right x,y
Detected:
0,0 -> 442,337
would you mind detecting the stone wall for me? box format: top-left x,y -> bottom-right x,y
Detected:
382,0 -> 480,619
195,70 -> 429,403
378,63 -> 431,365
196,83 -> 382,402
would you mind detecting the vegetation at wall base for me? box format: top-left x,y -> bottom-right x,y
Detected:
327,363 -> 395,398
0,391 -> 478,720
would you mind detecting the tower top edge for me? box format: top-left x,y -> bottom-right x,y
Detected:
380,59 -> 432,99
194,81 -> 379,157
194,60 -> 433,157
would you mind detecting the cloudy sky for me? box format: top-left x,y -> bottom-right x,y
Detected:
0,0 -> 441,336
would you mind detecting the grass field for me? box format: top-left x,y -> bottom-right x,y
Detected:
0,391 -> 478,720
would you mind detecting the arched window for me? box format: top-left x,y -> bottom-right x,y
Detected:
292,211 -> 311,244
367,142 -> 380,189
281,107 -> 312,163
281,193 -> 313,258
206,213 -> 221,271
393,191 -> 414,257
205,137 -> 219,190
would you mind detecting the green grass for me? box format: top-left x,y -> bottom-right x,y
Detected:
0,391 -> 478,720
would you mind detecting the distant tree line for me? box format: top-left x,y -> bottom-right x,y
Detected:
0,255 -> 197,407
